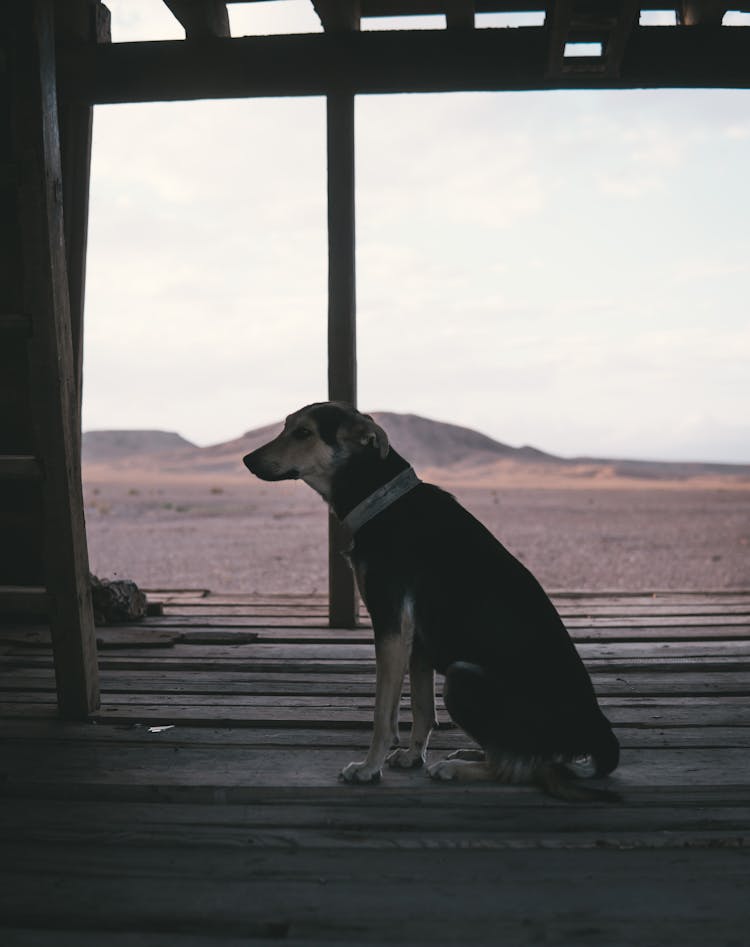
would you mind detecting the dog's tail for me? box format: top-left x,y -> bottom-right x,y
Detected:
533,761 -> 623,804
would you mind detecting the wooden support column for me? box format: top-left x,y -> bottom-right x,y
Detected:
58,0 -> 111,421
9,0 -> 99,717
319,0 -> 361,629
326,89 -> 358,628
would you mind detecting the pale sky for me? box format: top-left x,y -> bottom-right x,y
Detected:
82,1 -> 750,463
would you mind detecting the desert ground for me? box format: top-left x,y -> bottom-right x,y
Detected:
83,464 -> 750,595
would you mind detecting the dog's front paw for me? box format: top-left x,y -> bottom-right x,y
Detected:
426,759 -> 461,781
386,746 -> 426,769
339,761 -> 382,784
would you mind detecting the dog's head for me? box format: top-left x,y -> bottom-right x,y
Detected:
243,402 -> 389,500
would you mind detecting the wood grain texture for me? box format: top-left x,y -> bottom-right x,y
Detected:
0,313 -> 32,334
326,89 -> 358,628
0,590 -> 748,941
1,846 -> 748,945
57,1 -> 109,418
57,27 -> 750,106
9,0 -> 99,715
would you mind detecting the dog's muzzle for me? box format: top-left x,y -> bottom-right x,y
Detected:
243,450 -> 298,481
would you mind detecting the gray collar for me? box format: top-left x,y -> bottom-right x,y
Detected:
341,466 -> 421,537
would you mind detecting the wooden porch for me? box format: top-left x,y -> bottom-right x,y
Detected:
5,0 -> 750,718
1,589 -> 748,944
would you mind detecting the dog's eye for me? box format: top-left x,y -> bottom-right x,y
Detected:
292,427 -> 312,440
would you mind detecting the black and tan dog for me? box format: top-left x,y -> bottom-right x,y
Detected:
244,402 -> 620,801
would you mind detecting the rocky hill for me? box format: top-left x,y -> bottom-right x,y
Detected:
172,412 -> 555,473
82,429 -> 196,464
368,412 -> 555,469
81,413 -> 750,483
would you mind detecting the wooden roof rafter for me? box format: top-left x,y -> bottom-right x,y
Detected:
603,1 -> 641,77
445,1 -> 476,30
312,0 -> 362,31
162,0 -> 230,39
546,0 -> 640,79
169,0 -> 750,37
307,1 -> 749,19
57,21 -> 750,104
678,1 -> 730,25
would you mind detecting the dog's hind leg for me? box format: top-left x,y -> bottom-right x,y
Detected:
446,748 -> 486,762
427,661 -> 535,784
427,757 -> 497,782
441,661 -> 506,746
387,641 -> 436,770
430,662 -> 622,800
340,629 -> 410,784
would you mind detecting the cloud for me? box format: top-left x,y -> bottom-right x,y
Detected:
670,257 -> 750,284
595,173 -> 662,199
357,97 -> 548,233
80,8 -> 750,462
726,124 -> 750,141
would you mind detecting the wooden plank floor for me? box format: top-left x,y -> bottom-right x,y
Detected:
1,590 -> 749,945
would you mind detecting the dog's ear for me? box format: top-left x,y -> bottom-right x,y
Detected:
357,415 -> 389,459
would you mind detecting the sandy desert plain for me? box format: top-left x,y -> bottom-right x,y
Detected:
82,413 -> 750,597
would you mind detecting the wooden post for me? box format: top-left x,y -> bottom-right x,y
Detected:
58,1 -> 111,420
10,0 -> 99,717
326,89 -> 358,628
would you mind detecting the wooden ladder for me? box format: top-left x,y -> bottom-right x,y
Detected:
0,0 -> 101,717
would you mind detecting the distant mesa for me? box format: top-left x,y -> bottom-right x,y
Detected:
81,414 -> 548,472
81,414 -> 750,483
368,412 -> 557,470
176,412 -> 558,473
82,429 -> 196,464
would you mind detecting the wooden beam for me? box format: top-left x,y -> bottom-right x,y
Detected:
0,456 -> 43,480
9,0 -> 99,717
326,90 -> 358,629
0,313 -> 32,335
360,0 -> 517,12
313,0 -> 361,31
547,1 -> 636,78
603,1 -> 640,78
546,0 -> 573,77
162,0 -> 230,39
58,26 -> 750,104
354,0 -> 748,11
57,0 -> 110,421
0,585 -> 49,614
446,0 -> 475,30
678,1 -> 729,25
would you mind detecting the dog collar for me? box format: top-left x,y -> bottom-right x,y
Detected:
341,466 -> 421,537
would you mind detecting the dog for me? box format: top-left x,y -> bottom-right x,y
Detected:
243,402 -> 620,802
